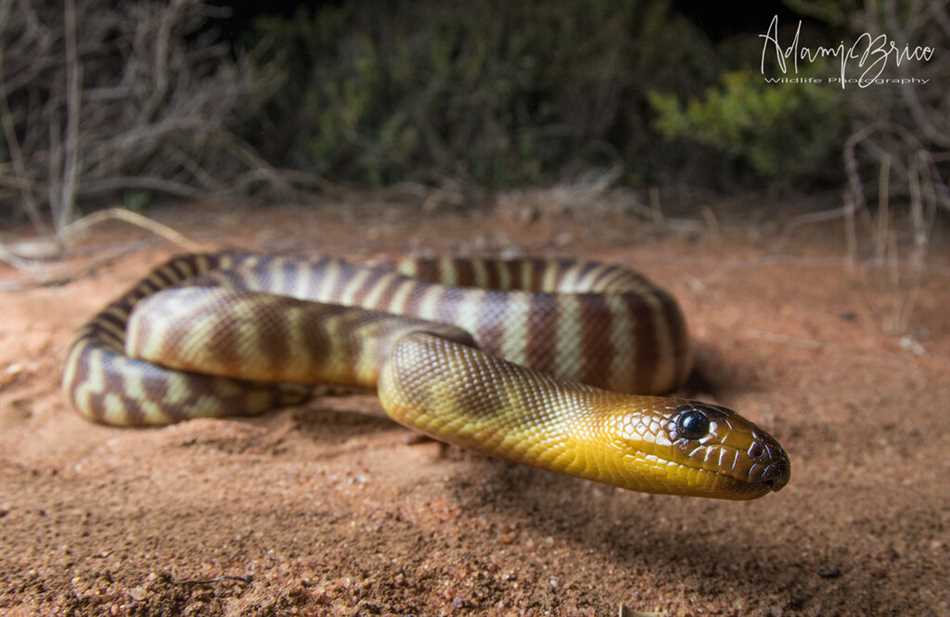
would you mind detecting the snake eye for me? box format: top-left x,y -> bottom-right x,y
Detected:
675,407 -> 710,440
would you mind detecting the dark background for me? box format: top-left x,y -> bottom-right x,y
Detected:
207,1 -> 821,45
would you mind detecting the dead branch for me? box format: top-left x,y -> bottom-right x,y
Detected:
837,0 -> 949,332
0,206 -> 207,291
0,0 -> 288,236
0,241 -> 144,291
61,207 -> 206,252
58,0 -> 82,230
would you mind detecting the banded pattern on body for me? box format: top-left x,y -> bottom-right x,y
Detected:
63,252 -> 790,499
64,252 -> 691,425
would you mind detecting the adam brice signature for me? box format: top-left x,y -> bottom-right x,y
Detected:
759,15 -> 934,88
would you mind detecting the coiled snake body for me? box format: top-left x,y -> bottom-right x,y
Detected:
63,252 -> 789,499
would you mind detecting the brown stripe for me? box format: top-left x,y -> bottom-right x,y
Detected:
504,260 -> 522,291
191,254 -> 210,277
575,261 -> 600,291
531,259 -> 550,292
591,265 -> 622,290
151,317 -> 183,364
68,344 -> 93,411
453,260 -> 475,287
101,353 -> 143,423
172,259 -> 194,280
297,305 -> 334,372
91,325 -> 124,351
139,360 -> 171,404
336,307 -> 373,372
433,339 -> 513,432
400,281 -> 429,320
484,260 -> 501,290
412,259 -> 439,283
579,295 -> 613,389
85,391 -> 106,423
383,278 -> 414,315
119,392 -> 145,425
255,300 -> 290,378
376,275 -> 406,313
281,259 -> 299,295
350,268 -> 390,308
96,311 -> 128,333
524,293 -> 558,376
218,269 -> 251,292
302,258 -> 327,300
625,292 -> 660,392
331,261 -> 364,299
134,279 -> 160,297
250,256 -> 274,288
151,266 -> 179,288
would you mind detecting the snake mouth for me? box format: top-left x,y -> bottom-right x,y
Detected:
668,438 -> 790,499
654,463 -> 774,500
711,464 -> 787,498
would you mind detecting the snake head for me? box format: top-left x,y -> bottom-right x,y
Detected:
603,398 -> 790,499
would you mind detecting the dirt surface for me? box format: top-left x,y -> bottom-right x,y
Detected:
1,199 -> 948,616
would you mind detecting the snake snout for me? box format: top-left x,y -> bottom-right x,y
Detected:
749,431 -> 790,492
760,459 -> 790,492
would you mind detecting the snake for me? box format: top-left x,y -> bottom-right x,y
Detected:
63,251 -> 790,499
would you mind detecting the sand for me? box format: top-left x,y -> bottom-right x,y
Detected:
1,201 -> 947,616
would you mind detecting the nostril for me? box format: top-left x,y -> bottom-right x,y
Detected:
748,443 -> 764,459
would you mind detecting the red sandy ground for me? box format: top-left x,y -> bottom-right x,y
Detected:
0,200 -> 948,616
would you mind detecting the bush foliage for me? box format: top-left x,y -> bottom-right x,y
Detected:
648,69 -> 846,181
0,0 -> 866,229
247,0 -> 721,188
0,0 -> 266,230
245,1 -> 853,190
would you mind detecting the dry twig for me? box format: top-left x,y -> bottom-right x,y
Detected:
0,0 -> 299,235
60,207 -> 206,252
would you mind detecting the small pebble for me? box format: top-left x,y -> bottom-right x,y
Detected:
817,565 -> 842,579
128,586 -> 147,601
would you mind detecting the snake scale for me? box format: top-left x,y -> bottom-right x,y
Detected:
63,251 -> 790,499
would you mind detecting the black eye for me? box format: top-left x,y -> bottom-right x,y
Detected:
675,407 -> 710,440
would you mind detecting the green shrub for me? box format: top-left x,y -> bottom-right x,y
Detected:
648,69 -> 846,182
245,0 -> 715,188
